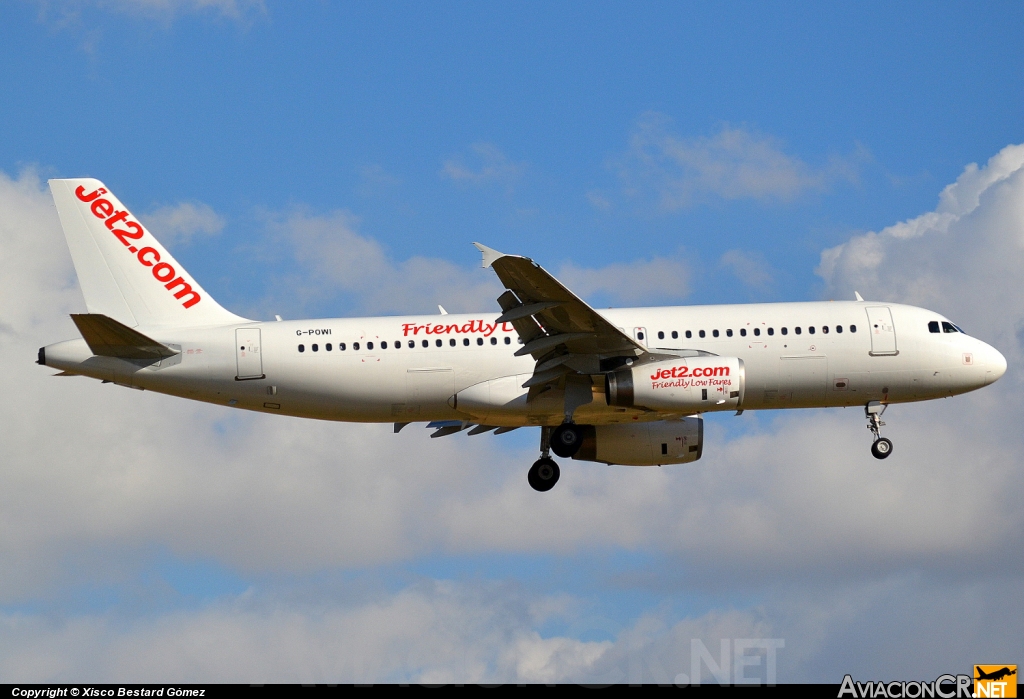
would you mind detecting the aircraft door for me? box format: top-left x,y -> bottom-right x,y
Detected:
633,327 -> 648,347
236,328 -> 265,380
866,307 -> 898,356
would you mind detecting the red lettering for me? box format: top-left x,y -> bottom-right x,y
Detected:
501,322 -> 514,332
138,247 -> 160,266
74,185 -> 107,202
152,262 -> 176,282
445,324 -> 459,333
433,325 -> 445,334
402,323 -> 415,336
164,277 -> 201,308
91,199 -> 115,218
105,210 -> 130,229
113,221 -> 144,246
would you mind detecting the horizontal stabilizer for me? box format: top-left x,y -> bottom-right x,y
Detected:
71,313 -> 178,360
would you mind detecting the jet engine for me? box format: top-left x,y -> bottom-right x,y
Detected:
605,356 -> 745,412
571,418 -> 703,466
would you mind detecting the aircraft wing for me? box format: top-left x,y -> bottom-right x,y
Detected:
474,243 -> 647,389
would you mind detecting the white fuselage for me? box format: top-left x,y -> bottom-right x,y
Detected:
43,300 -> 1006,427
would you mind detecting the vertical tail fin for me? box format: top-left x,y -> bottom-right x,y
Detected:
49,178 -> 246,328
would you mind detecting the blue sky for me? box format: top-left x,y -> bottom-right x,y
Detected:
1,0 -> 1023,683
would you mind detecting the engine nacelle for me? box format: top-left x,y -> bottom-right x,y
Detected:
605,356 -> 745,412
572,418 -> 703,466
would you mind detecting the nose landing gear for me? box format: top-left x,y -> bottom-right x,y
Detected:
865,401 -> 893,459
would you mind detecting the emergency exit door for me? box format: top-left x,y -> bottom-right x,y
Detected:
236,328 -> 264,380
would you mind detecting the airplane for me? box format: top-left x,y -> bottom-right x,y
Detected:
38,179 -> 1008,491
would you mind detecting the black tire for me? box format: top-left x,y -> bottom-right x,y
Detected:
528,457 -> 560,492
871,437 -> 893,459
550,423 -> 583,458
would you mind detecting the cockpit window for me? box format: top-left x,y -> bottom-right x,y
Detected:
928,321 -> 940,333
941,321 -> 958,333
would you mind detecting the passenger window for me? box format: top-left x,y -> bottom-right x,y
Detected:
408,340 -> 415,348
836,325 -> 843,333
713,329 -> 719,338
942,321 -> 958,333
435,339 -> 442,347
726,329 -> 733,337
354,342 -> 360,350
298,344 -> 305,352
450,338 -> 456,347
490,337 -> 497,345
463,338 -> 470,346
420,340 -> 427,348
477,338 -> 483,345
808,327 -> 815,335
767,328 -> 774,336
821,326 -> 829,334
637,331 -> 645,340
312,344 -> 319,352
658,331 -> 665,340
326,343 -> 332,351
381,341 -> 387,349
753,328 -> 760,336
505,337 -> 512,345
781,327 -> 788,335
849,325 -> 856,333
795,327 -> 802,335
740,328 -> 747,337
671,331 -> 678,339
685,330 -> 692,339
367,342 -> 373,350
699,330 -> 706,338
339,343 -> 346,351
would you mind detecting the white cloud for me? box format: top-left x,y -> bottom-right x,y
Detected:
441,143 -> 526,189
558,254 -> 690,306
817,142 -> 1024,360
719,249 -> 775,294
258,209 -> 503,315
138,201 -> 225,248
619,113 -> 864,209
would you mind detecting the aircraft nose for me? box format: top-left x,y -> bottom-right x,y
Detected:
983,344 -> 1007,385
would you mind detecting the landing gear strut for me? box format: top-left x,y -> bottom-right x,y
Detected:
865,401 -> 893,459
528,426 -> 560,492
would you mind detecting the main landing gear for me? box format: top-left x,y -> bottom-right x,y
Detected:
865,401 -> 893,459
529,426 -> 561,492
550,423 -> 584,458
528,423 -> 586,491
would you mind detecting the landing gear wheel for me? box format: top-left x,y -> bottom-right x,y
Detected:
528,457 -> 560,492
871,437 -> 893,460
550,423 -> 583,458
